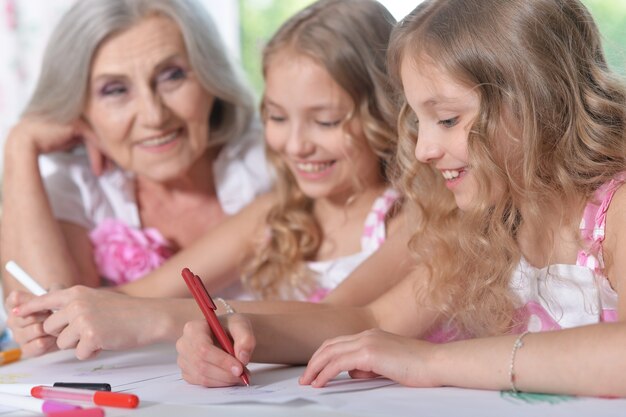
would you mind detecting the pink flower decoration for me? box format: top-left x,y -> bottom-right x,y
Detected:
89,219 -> 173,285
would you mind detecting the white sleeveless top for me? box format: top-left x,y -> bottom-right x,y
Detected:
305,188 -> 401,301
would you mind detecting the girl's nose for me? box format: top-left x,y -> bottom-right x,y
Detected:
285,125 -> 315,157
414,128 -> 443,164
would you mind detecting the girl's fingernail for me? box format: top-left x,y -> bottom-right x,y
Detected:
238,351 -> 250,363
231,366 -> 242,377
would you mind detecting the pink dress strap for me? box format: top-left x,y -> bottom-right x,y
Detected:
577,171 -> 626,322
361,189 -> 401,252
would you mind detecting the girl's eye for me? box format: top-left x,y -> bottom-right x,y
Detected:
438,117 -> 459,128
100,83 -> 127,97
316,120 -> 342,128
268,115 -> 286,123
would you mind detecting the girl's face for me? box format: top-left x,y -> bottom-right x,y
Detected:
263,52 -> 383,203
84,15 -> 214,182
401,58 -> 480,211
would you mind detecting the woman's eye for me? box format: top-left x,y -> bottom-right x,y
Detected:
438,117 -> 459,128
158,67 -> 186,83
100,83 -> 127,97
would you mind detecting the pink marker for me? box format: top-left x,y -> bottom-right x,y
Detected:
31,385 -> 139,408
46,407 -> 105,417
0,392 -> 80,414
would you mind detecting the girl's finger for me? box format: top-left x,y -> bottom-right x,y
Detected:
224,314 -> 256,365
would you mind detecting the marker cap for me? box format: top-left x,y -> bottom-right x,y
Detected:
94,391 -> 139,408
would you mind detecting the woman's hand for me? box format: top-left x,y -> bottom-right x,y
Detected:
299,328 -> 440,388
5,291 -> 57,357
176,315 -> 255,387
13,286 -> 171,359
7,117 -> 108,176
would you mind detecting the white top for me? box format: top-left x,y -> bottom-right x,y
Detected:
509,260 -> 608,332
303,189 -> 401,301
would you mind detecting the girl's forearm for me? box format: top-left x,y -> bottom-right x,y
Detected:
248,306 -> 377,364
153,298 -> 204,342
432,322 -> 626,397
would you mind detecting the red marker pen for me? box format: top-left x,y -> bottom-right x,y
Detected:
31,385 -> 139,408
181,268 -> 250,386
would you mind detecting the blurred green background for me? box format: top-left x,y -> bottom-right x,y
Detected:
238,0 -> 626,94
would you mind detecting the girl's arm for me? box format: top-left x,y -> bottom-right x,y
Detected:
302,321 -> 626,397
1,119 -> 100,295
432,323 -> 626,396
114,193 -> 276,298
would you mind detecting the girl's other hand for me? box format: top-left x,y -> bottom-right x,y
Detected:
5,290 -> 57,357
176,314 -> 255,387
299,328 -> 439,388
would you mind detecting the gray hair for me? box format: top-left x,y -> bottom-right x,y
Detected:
25,0 -> 255,148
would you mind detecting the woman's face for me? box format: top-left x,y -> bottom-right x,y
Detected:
83,15 -> 214,182
263,52 -> 383,203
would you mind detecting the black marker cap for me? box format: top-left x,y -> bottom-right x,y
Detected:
53,382 -> 112,391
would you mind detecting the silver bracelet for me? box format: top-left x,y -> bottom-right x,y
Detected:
214,297 -> 235,315
509,331 -> 530,393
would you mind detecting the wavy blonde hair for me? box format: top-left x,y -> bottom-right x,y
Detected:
388,0 -> 626,336
242,0 -> 399,299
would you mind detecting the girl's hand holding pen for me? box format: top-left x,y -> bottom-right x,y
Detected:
176,315 -> 254,387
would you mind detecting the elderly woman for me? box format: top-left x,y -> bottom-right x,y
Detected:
2,0 -> 271,294
1,0 -> 272,353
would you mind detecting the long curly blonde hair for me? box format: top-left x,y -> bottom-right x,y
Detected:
388,0 -> 626,336
242,0 -> 399,299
